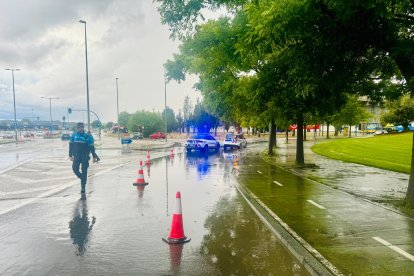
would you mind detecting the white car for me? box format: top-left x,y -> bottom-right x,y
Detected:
185,133 -> 220,153
374,129 -> 388,135
223,133 -> 247,150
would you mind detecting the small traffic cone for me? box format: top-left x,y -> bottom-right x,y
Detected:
162,191 -> 190,244
133,160 -> 148,186
145,150 -> 151,165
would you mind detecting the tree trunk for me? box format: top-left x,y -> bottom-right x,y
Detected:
303,123 -> 307,141
326,123 -> 330,139
349,124 -> 352,138
285,129 -> 289,144
296,117 -> 305,166
268,119 -> 276,156
406,128 -> 414,206
389,50 -> 414,205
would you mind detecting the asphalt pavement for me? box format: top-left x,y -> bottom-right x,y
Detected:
2,133 -> 413,275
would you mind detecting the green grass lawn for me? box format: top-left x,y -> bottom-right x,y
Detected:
311,133 -> 413,174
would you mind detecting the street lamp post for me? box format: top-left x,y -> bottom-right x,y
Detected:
5,68 -> 20,143
79,19 -> 91,133
41,97 -> 59,131
116,77 -> 120,140
164,67 -> 168,142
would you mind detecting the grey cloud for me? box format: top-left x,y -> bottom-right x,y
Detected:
0,0 -> 114,41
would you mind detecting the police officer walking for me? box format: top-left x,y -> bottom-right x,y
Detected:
69,122 -> 100,193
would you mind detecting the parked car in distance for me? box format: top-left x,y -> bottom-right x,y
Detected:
61,133 -> 71,140
373,129 -> 388,136
2,133 -> 14,139
384,124 -> 403,133
132,132 -> 143,140
223,132 -> 247,150
150,132 -> 166,139
185,133 -> 220,153
44,131 -> 54,139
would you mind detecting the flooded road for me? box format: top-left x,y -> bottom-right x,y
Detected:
0,143 -> 308,275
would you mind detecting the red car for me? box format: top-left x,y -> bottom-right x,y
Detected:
150,132 -> 166,139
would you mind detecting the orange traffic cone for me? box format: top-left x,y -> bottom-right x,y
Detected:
162,191 -> 190,244
133,160 -> 148,186
145,150 -> 151,165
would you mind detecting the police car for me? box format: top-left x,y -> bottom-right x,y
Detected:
185,133 -> 220,153
223,132 -> 247,150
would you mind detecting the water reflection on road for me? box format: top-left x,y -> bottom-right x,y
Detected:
0,146 -> 308,275
69,196 -> 96,256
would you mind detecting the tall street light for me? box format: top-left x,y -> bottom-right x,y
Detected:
116,77 -> 120,140
41,96 -> 59,131
5,68 -> 20,143
79,19 -> 91,133
164,67 -> 168,142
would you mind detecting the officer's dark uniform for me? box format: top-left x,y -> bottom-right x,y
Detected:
69,123 -> 100,193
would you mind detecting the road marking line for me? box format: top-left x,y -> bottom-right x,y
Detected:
0,161 -> 132,217
273,180 -> 283,186
0,159 -> 33,175
373,237 -> 414,261
257,170 -> 263,174
307,200 -> 326,209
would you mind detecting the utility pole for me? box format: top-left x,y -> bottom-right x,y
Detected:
5,68 -> 20,143
164,67 -> 168,142
41,97 -> 59,131
79,20 -> 91,133
116,77 -> 120,140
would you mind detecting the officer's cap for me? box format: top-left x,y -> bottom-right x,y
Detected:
76,122 -> 85,128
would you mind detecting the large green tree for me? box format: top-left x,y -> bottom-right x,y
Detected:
162,106 -> 179,132
118,111 -> 130,128
334,95 -> 372,138
157,0 -> 414,205
127,110 -> 164,137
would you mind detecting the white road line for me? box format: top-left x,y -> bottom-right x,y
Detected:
0,161 -> 131,217
0,159 -> 33,175
307,200 -> 326,210
273,180 -> 283,187
373,237 -> 414,261
257,170 -> 263,174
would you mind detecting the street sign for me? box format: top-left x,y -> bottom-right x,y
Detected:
121,138 -> 132,145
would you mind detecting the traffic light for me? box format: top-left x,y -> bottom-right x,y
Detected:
68,108 -> 72,114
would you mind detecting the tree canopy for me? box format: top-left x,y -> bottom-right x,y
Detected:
156,0 -> 414,204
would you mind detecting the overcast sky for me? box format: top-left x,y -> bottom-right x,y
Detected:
0,0 -> 200,123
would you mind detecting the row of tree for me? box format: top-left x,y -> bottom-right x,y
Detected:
103,96 -> 220,137
155,0 -> 414,205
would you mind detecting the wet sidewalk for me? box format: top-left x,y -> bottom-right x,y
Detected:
235,139 -> 414,275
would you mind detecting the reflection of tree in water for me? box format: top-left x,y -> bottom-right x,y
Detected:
69,198 -> 96,256
200,195 -> 306,275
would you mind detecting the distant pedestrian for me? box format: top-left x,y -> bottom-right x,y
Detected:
69,122 -> 100,193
